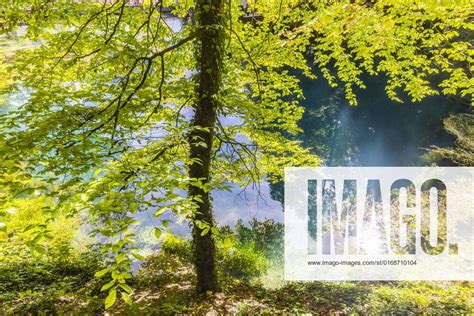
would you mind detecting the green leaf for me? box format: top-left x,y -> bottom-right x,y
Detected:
223,237 -> 232,248
23,224 -> 36,232
0,222 -> 6,232
154,228 -> 162,239
32,245 -> 46,255
116,252 -> 126,263
105,288 -> 117,309
154,206 -> 167,217
101,280 -> 115,292
131,252 -> 145,261
95,268 -> 110,278
121,292 -> 132,305
119,283 -> 132,293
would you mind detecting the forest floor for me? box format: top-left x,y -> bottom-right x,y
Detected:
112,272 -> 473,315
1,223 -> 473,315
106,246 -> 473,315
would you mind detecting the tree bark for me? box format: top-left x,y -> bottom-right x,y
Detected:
188,0 -> 224,293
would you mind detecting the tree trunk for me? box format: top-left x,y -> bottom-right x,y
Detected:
188,0 -> 224,293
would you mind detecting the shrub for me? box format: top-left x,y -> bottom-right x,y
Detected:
138,234 -> 195,289
217,220 -> 277,283
139,221 -> 277,287
0,196 -> 104,314
234,218 -> 284,261
217,240 -> 269,283
0,248 -> 105,314
160,234 -> 192,263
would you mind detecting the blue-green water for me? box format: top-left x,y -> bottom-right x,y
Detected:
299,74 -> 468,167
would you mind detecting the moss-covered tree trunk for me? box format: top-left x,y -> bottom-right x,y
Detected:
188,0 -> 224,293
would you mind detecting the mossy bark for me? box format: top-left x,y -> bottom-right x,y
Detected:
188,0 -> 224,293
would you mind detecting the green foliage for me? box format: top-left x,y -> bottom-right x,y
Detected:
0,250 -> 104,314
218,240 -> 269,284
356,282 -> 473,314
119,220 -> 473,314
0,33 -> 24,92
0,196 -> 82,260
160,234 -> 193,262
0,0 -> 472,308
0,186 -> 106,314
233,218 -> 283,261
136,234 -> 195,291
139,230 -> 270,287
297,0 -> 474,105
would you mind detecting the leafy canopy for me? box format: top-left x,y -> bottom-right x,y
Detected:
0,0 -> 472,307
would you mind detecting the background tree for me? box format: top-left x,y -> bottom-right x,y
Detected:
425,113 -> 473,166
0,0 -> 472,307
